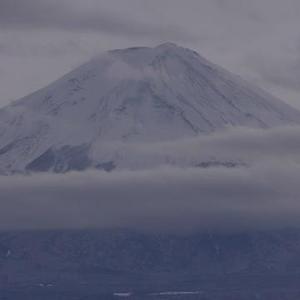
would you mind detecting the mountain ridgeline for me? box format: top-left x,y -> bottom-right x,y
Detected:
0,43 -> 300,173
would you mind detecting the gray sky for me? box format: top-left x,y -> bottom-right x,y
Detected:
0,0 -> 300,108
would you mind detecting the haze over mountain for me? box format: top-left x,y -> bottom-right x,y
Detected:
0,43 -> 300,174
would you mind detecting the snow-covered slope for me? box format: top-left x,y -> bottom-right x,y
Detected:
0,43 -> 300,173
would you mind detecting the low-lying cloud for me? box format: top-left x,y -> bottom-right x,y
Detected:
1,125 -> 300,234
91,126 -> 300,169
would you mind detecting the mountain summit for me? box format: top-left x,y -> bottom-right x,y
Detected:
0,43 -> 300,173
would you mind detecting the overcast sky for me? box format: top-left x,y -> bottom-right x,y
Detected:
0,0 -> 300,108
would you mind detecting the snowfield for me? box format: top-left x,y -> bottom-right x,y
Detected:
0,43 -> 300,173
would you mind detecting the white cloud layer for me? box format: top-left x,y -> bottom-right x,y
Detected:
1,125 -> 300,233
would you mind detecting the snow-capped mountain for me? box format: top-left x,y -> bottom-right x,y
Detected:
0,43 -> 300,173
